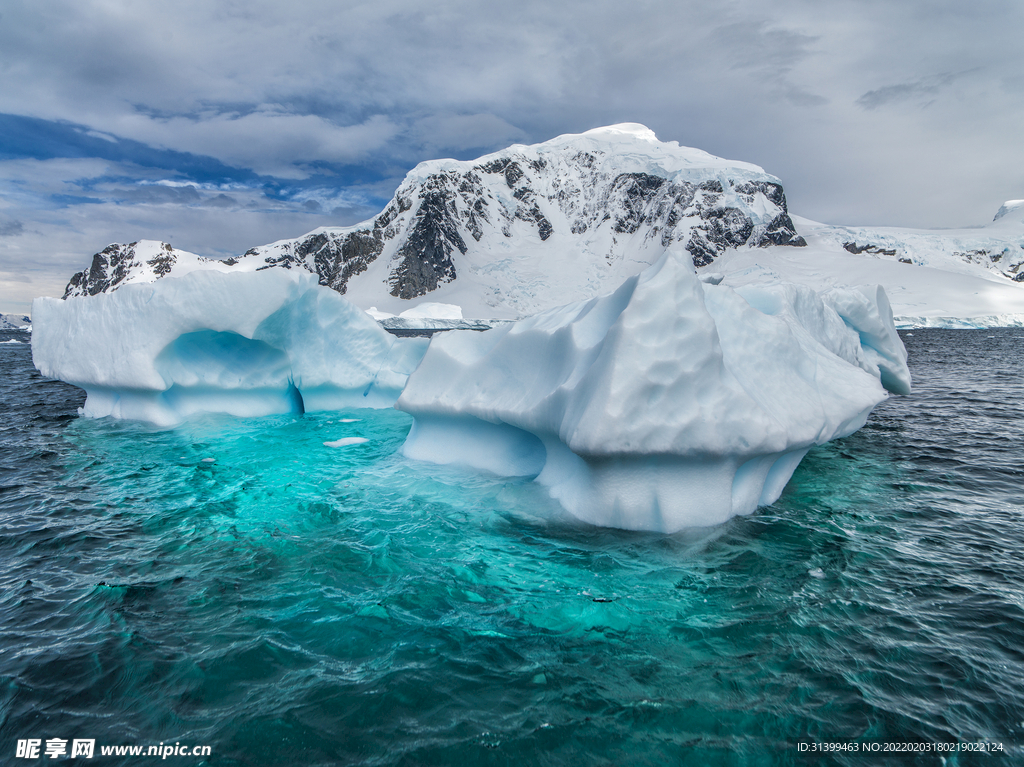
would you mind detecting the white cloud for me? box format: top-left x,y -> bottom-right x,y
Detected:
408,114 -> 528,156
105,111 -> 400,178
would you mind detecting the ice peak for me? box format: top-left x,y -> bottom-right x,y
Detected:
580,123 -> 659,142
993,199 -> 1024,223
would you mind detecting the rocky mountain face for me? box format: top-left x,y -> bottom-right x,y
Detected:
62,124 -> 807,312
64,242 -> 217,298
236,129 -> 806,300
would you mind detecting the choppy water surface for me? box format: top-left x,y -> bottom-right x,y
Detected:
2,328 -> 1023,765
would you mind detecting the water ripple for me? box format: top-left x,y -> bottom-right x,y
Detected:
2,328 -> 1024,764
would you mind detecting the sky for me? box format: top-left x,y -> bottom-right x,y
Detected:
2,0 -> 1022,314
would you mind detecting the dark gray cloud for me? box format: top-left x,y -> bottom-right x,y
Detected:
857,73 -> 959,109
105,184 -> 204,204
206,193 -> 238,208
0,219 -> 24,236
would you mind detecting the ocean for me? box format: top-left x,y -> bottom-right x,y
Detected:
1,327 -> 1022,765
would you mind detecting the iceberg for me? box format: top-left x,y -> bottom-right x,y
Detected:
396,250 -> 910,532
31,270 -> 428,427
32,247 -> 910,533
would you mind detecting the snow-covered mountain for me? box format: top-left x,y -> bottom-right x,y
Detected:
62,241 -> 239,298
0,313 -> 31,330
62,124 -> 805,318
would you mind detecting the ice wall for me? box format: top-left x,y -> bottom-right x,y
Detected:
32,270 -> 427,426
397,250 -> 910,532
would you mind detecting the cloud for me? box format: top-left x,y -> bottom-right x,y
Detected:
102,184 -> 204,204
81,129 -> 118,143
205,193 -> 238,208
409,114 -> 528,157
106,110 -> 401,178
857,73 -> 959,109
0,218 -> 24,236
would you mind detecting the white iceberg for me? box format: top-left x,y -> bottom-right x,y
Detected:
396,250 -> 910,532
31,270 -> 428,427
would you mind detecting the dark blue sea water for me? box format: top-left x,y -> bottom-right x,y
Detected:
2,328 -> 1023,766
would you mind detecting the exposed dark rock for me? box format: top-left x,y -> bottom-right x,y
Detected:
759,213 -> 807,247
686,232 -> 720,268
481,158 -> 526,189
843,242 -> 898,256
64,243 -> 141,298
389,179 -> 465,299
612,173 -> 667,234
252,230 -> 384,294
147,243 -> 176,277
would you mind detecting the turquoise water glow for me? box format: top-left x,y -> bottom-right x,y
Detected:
2,329 -> 1023,765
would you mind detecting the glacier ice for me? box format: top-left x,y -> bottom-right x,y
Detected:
31,270 -> 428,427
397,250 -> 910,532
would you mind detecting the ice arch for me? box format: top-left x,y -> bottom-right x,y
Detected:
153,330 -> 304,419
31,270 -> 428,426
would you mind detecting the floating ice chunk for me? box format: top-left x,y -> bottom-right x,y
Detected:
397,250 -> 910,532
324,437 -> 369,447
339,418 -> 361,423
201,458 -> 216,463
32,270 -> 428,427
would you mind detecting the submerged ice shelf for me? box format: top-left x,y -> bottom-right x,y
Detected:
32,251 -> 909,531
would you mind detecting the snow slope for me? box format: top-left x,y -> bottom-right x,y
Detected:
397,250 -> 909,532
796,205 -> 1024,285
